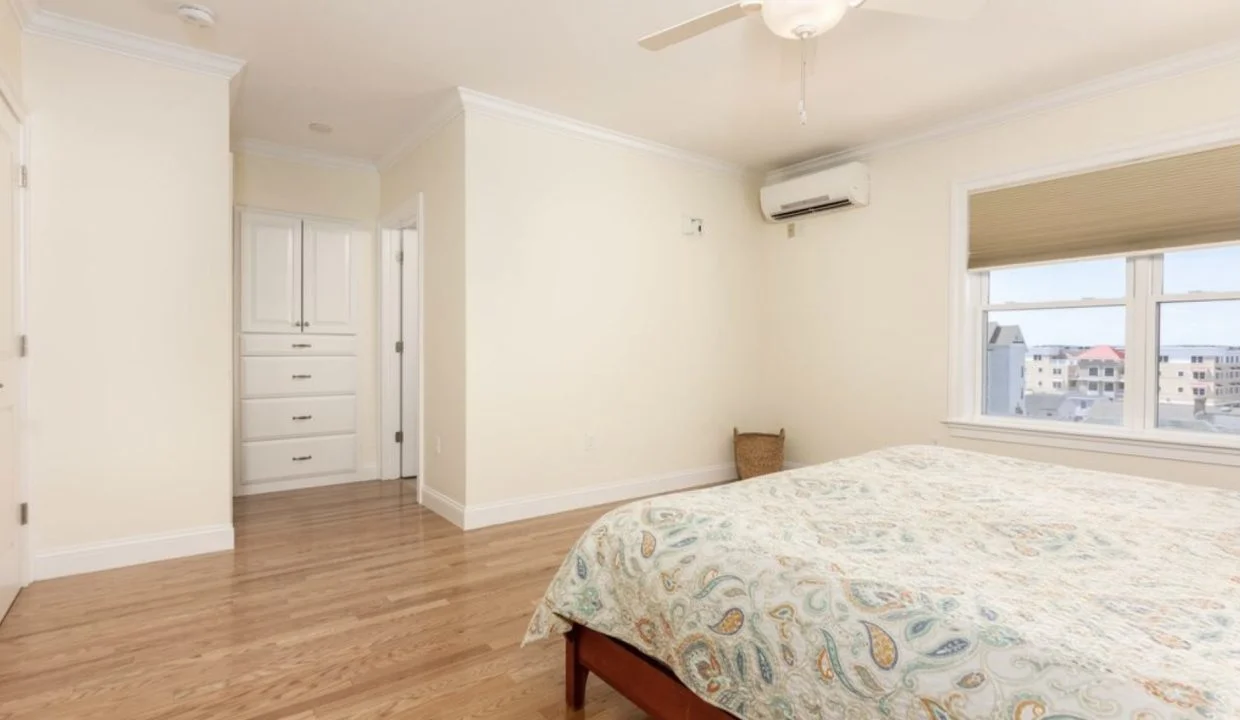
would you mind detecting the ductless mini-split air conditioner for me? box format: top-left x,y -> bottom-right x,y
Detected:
760,162 -> 870,223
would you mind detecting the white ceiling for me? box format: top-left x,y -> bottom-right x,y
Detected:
31,0 -> 1240,169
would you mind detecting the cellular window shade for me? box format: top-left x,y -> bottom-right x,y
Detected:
968,143 -> 1240,270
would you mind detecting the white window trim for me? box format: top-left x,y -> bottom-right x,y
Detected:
945,119 -> 1240,467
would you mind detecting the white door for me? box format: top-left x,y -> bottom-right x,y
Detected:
400,228 -> 420,478
240,212 -> 302,334
0,101 -> 23,621
302,221 -> 357,335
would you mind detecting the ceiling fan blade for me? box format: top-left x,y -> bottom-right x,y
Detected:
639,1 -> 763,51
854,0 -> 987,20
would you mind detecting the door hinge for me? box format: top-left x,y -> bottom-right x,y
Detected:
19,502 -> 28,526
395,340 -> 404,354
396,250 -> 404,263
395,431 -> 404,443
18,334 -> 26,357
18,165 -> 27,189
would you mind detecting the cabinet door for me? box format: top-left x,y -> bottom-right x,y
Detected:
240,212 -> 302,334
302,221 -> 358,335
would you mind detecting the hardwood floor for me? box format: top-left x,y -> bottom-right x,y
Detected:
0,481 -> 647,720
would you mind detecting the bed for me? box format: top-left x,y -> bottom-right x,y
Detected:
524,445 -> 1239,719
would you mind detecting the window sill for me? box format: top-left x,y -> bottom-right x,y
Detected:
943,417 -> 1240,467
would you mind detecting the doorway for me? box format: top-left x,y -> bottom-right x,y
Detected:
379,193 -> 423,498
0,93 -> 26,622
398,227 -> 420,480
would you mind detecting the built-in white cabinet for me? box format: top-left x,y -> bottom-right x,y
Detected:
301,220 -> 357,335
236,208 -> 364,496
240,212 -> 301,334
240,212 -> 358,335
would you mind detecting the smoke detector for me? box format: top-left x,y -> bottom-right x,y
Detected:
308,122 -> 334,134
177,4 -> 216,28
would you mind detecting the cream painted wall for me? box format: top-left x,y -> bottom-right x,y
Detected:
764,59 -> 1240,490
234,152 -> 379,221
24,35 -> 233,548
0,0 -> 20,103
463,112 -> 771,506
233,151 -> 382,480
380,115 -> 467,505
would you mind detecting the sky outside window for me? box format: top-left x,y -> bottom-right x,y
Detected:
987,246 -> 1240,346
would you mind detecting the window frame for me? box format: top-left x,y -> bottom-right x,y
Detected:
945,127 -> 1240,467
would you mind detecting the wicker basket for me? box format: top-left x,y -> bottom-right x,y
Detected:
733,428 -> 785,480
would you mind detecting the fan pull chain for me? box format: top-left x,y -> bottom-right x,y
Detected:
798,35 -> 809,125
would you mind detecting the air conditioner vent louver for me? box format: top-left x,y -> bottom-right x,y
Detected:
771,197 -> 853,221
760,162 -> 870,223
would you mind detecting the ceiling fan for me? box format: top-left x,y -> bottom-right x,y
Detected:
640,0 -> 987,123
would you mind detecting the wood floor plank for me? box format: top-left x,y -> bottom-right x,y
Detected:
0,481 -> 646,720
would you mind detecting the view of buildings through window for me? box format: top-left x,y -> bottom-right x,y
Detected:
982,246 -> 1240,435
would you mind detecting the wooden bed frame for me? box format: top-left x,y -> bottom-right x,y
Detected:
566,623 -> 735,719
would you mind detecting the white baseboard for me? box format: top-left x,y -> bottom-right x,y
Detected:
235,464 -> 379,497
463,463 -> 735,531
34,524 -> 235,581
421,485 -> 465,528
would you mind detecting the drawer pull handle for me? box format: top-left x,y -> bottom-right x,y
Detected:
292,374 -> 312,380
292,343 -> 312,349
292,455 -> 312,462
292,415 -> 313,421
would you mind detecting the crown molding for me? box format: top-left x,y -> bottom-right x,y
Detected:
234,138 -> 378,172
456,87 -> 744,175
23,9 -> 245,78
377,88 -> 744,175
377,91 -> 465,171
767,37 -> 1240,183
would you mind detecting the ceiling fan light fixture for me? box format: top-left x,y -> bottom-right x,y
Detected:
176,3 -> 216,28
761,0 -> 849,39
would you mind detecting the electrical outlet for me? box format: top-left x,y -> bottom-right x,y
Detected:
435,435 -> 442,455
584,433 -> 596,452
786,223 -> 797,239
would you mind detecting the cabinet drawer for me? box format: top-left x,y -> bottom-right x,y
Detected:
242,396 -> 355,441
242,435 -> 357,484
242,357 -> 356,398
242,333 -> 357,357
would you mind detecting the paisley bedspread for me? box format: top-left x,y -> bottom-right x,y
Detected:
524,445 -> 1240,720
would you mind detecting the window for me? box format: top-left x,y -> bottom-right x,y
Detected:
955,139 -> 1240,464
972,246 -> 1240,436
1156,246 -> 1240,429
982,258 -> 1126,426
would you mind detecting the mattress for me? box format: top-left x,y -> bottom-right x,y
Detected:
525,445 -> 1240,719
